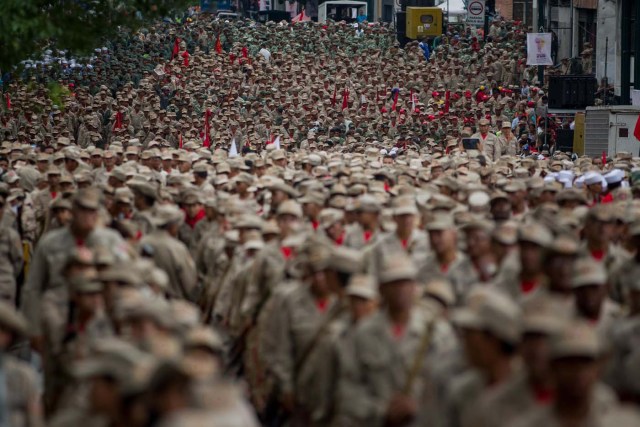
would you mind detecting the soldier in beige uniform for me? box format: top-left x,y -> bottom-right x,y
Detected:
418,214 -> 477,304
21,188 -> 127,353
343,194 -> 383,250
365,196 -> 429,281
472,118 -> 501,162
497,122 -> 518,156
465,295 -> 593,427
269,244 -> 346,425
0,300 -> 43,427
570,258 -> 621,346
338,255 -> 458,426
0,194 -> 24,304
139,204 -> 198,301
446,288 -> 522,427
511,321 -> 640,427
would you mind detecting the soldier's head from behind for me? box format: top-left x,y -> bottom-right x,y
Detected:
453,288 -> 522,371
152,204 -> 184,238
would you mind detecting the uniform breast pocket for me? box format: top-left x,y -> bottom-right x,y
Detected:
360,344 -> 392,372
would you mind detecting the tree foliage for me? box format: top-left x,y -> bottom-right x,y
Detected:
0,0 -> 193,71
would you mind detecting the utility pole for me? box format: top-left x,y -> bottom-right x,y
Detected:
537,1 -> 545,86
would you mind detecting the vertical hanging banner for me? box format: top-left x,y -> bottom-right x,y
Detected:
526,33 -> 554,66
466,0 -> 485,27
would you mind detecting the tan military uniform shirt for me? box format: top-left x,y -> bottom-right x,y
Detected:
139,229 -> 198,300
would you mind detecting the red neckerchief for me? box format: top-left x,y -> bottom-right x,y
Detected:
363,230 -> 373,243
533,385 -> 554,404
521,279 -> 538,294
50,191 -> 57,199
185,208 -> 206,229
401,239 -> 409,250
440,263 -> 450,274
600,193 -> 614,204
311,220 -> 319,231
591,249 -> 606,261
392,323 -> 406,340
335,232 -> 345,246
75,238 -> 85,247
280,246 -> 293,259
315,298 -> 329,313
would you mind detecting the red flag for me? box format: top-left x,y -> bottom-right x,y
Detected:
181,50 -> 190,67
4,94 -> 10,110
179,134 -> 183,149
215,36 -> 222,54
113,111 -> 123,130
342,88 -> 349,111
331,86 -> 337,107
391,90 -> 399,111
444,90 -> 450,113
241,46 -> 248,58
203,109 -> 211,148
171,38 -> 180,60
634,115 -> 640,142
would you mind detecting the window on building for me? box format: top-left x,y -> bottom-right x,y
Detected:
513,1 -> 533,28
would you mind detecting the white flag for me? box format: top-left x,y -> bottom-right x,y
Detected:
229,138 -> 238,158
273,135 -> 281,150
526,33 -> 553,66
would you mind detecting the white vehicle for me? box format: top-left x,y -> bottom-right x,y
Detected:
318,1 -> 367,24
584,106 -> 640,157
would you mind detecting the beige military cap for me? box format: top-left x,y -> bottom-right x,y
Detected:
73,187 -> 102,210
426,214 -> 456,231
319,208 -> 344,229
379,254 -> 417,284
453,288 -> 522,345
346,274 -> 379,300
572,257 -> 607,288
276,200 -> 302,218
152,204 -> 184,227
550,320 -> 601,359
128,181 -> 158,200
392,195 -> 419,216
517,222 -> 553,247
50,196 -> 72,210
424,278 -> 455,307
185,326 -> 224,353
299,191 -> 325,206
356,194 -> 382,213
235,214 -> 263,230
182,191 -> 202,205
